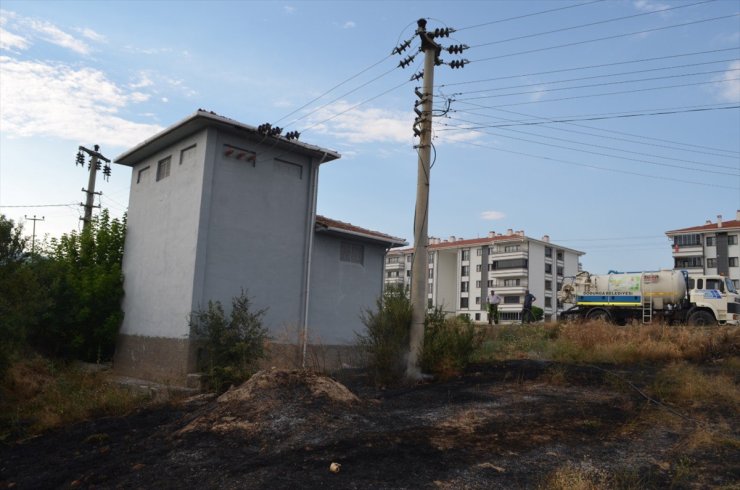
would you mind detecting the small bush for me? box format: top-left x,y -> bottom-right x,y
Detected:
191,290 -> 270,393
356,285 -> 412,386
421,308 -> 481,379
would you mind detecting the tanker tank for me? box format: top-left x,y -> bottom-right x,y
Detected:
560,270 -> 687,309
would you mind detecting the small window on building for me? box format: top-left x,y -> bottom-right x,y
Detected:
156,156 -> 171,181
545,247 -> 552,258
475,297 -> 481,305
730,257 -> 739,267
460,297 -> 469,309
545,280 -> 552,291
461,265 -> 469,276
428,298 -> 433,309
545,264 -> 552,274
340,242 -> 364,265
706,236 -> 715,247
556,251 -> 564,260
428,253 -> 434,263
729,235 -> 738,245
487,280 -> 494,287
429,269 -> 434,279
545,297 -> 552,307
476,248 -> 482,256
503,278 -> 520,287
461,281 -> 469,292
475,280 -> 481,288
475,264 -> 481,272
504,245 -> 519,253
406,270 -> 411,277
407,254 -> 413,262
462,249 -> 470,261
557,266 -> 564,276
180,144 -> 197,166
137,166 -> 150,184
707,258 -> 716,268
475,313 -> 480,321
504,295 -> 520,304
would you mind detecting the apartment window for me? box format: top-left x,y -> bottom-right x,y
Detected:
503,278 -> 520,287
461,265 -> 470,276
156,156 -> 171,181
406,270 -> 411,277
429,269 -> 434,279
545,280 -> 552,291
545,264 -> 552,274
460,297 -> 469,309
461,281 -> 469,292
407,255 -> 413,262
387,256 -> 398,264
428,253 -> 434,264
504,245 -> 520,253
475,297 -> 481,305
545,247 -> 552,258
475,313 -> 481,321
557,266 -> 564,276
729,235 -> 738,245
556,251 -> 564,261
476,248 -> 482,256
491,258 -> 528,270
545,297 -> 552,307
476,264 -> 482,272
428,298 -> 434,309
557,282 -> 563,291
707,258 -> 716,268
730,257 -> 739,267
675,256 -> 703,268
137,166 -> 150,184
475,280 -> 481,288
340,242 -> 364,265
180,144 -> 197,165
674,234 -> 701,247
706,236 -> 715,247
487,280 -> 494,288
504,295 -> 520,304
462,249 -> 470,260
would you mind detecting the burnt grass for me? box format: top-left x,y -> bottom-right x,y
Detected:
2,360 -> 738,489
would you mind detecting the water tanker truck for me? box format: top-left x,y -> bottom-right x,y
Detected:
558,270 -> 740,326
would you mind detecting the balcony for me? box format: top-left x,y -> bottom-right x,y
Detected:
385,262 -> 406,270
489,267 -> 528,278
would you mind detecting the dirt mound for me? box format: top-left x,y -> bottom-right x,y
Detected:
179,369 -> 363,453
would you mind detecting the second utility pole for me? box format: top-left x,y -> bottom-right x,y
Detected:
407,19 -> 440,379
77,145 -> 111,231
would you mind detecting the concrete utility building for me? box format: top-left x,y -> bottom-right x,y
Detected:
384,231 -> 584,323
113,110 -> 405,385
666,211 -> 740,289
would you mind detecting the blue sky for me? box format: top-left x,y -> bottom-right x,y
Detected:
1,0 -> 738,273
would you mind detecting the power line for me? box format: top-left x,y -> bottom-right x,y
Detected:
469,0 -> 714,49
440,119 -> 739,176
452,67 -> 739,102
459,140 -> 739,190
469,13 -> 740,64
0,203 -> 78,208
452,77 -> 740,108
438,47 -> 740,88
480,105 -> 740,158
442,58 -> 738,97
456,0 -> 606,32
441,115 -> 739,172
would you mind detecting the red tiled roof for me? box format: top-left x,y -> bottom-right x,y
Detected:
389,234 -> 526,253
666,219 -> 740,234
315,215 -> 406,246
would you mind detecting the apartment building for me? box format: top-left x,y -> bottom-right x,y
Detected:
385,229 -> 584,323
665,211 -> 740,289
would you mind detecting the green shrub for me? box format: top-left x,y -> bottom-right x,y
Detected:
356,285 -> 412,386
421,308 -> 481,379
191,290 -> 270,392
531,305 -> 544,321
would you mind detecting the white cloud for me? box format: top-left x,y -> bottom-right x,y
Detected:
161,97 -> 169,103
633,0 -> 670,13
713,60 -> 740,102
284,5 -> 295,14
0,56 -> 163,148
304,101 -> 412,144
273,98 -> 292,108
481,211 -> 506,221
130,72 -> 154,89
26,18 -> 90,54
0,26 -> 29,51
342,21 -> 356,29
75,27 -> 106,43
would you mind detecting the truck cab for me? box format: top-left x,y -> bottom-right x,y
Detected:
686,275 -> 740,326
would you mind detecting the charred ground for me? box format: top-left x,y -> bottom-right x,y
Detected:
2,360 -> 738,489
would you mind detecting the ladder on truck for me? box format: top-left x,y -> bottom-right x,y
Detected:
642,291 -> 653,324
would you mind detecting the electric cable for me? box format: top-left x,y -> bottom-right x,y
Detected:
455,0 -> 606,32
469,13 -> 740,64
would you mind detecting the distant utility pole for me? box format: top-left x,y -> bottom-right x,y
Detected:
75,145 -> 111,230
24,215 -> 44,254
393,19 -> 468,379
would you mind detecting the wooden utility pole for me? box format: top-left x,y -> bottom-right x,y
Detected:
406,19 -> 440,379
24,215 -> 44,254
76,145 -> 111,230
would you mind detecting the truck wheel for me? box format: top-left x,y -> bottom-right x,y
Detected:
586,308 -> 611,323
688,310 -> 714,326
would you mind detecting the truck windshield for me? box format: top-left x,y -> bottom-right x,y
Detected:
706,279 -> 725,292
725,278 -> 737,294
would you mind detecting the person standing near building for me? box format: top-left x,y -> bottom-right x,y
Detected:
486,290 -> 501,325
522,290 -> 536,324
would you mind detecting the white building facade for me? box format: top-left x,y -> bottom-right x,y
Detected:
666,211 -> 740,289
385,230 -> 584,323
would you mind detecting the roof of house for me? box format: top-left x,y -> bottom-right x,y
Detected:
388,233 -> 584,255
666,218 -> 740,234
315,215 -> 407,247
115,109 -> 341,166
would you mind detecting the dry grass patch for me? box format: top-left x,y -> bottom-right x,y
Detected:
0,356 -> 148,439
651,362 -> 739,410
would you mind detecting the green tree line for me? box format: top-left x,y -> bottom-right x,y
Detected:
0,210 -> 125,377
